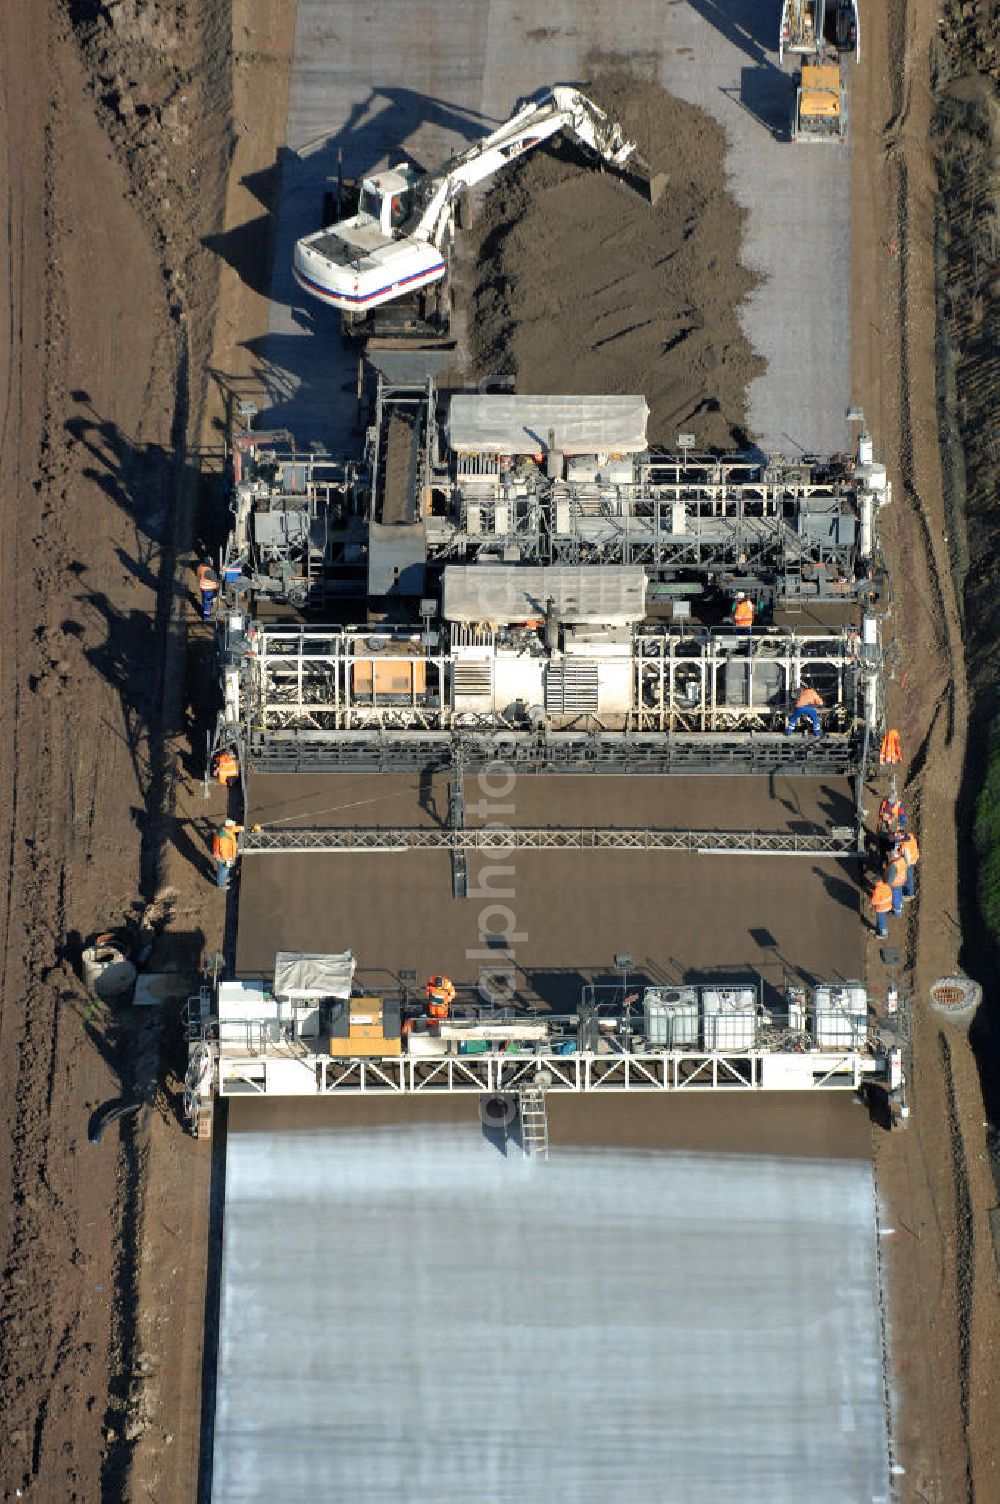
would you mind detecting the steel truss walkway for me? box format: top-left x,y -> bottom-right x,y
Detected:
241,825 -> 861,856
245,730 -> 861,777
214,1046 -> 892,1100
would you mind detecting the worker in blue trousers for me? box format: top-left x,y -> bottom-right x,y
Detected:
885,845 -> 907,917
870,877 -> 893,938
901,831 -> 920,900
196,559 -> 220,621
785,683 -> 824,737
212,818 -> 242,889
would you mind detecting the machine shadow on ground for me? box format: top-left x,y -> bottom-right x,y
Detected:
62,387 -> 227,897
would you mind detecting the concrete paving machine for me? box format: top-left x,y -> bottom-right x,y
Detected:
292,85 -> 665,345
791,50 -> 848,143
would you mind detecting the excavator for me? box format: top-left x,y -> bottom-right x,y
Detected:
292,85 -> 665,345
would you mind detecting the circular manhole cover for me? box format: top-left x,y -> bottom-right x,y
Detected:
929,975 -> 982,1017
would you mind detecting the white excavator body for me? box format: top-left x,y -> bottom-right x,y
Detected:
293,86 -> 661,314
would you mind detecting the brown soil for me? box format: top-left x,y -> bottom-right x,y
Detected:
0,0 -> 231,1497
464,70 -> 765,449
851,2 -> 1000,1498
382,409 -> 417,524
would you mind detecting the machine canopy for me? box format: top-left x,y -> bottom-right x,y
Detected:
273,950 -> 357,1000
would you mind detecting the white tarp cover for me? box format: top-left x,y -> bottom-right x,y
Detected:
442,564 -> 647,624
213,1121 -> 891,1504
447,394 -> 649,455
272,950 -> 355,1000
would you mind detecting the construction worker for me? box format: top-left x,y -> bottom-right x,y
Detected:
212,749 -> 240,787
425,975 -> 456,1020
785,682 -> 824,737
732,593 -> 754,634
196,559 -> 220,621
900,830 -> 920,900
870,877 -> 893,939
879,728 -> 902,765
212,818 -> 242,889
885,844 -> 908,917
877,795 -> 906,838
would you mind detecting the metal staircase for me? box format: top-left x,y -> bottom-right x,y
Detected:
518,1085 -> 549,1160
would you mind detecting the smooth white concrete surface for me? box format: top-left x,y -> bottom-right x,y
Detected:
212,1123 -> 890,1503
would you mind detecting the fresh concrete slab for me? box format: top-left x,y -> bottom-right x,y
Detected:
235,773 -> 863,1006
211,1113 -> 890,1503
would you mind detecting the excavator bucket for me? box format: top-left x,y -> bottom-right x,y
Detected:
646,171 -> 669,205
619,155 -> 668,205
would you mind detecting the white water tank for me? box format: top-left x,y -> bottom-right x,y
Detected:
643,987 -> 699,1048
813,985 -> 868,1048
701,987 -> 757,1051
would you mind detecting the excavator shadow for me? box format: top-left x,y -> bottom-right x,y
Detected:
725,65 -> 797,141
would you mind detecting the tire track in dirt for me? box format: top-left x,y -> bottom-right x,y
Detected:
939,1025 -> 976,1503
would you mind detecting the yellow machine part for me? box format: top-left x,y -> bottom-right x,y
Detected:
800,63 -> 842,116
328,996 -> 402,1056
329,1036 -> 402,1058
351,645 -> 427,698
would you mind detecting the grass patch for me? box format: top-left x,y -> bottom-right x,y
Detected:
975,721 -> 1000,939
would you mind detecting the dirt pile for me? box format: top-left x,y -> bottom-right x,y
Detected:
465,72 -> 764,450
67,0 -> 232,340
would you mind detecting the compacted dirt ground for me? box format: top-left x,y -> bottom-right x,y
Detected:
2,2 -> 999,1502
0,0 -> 230,1496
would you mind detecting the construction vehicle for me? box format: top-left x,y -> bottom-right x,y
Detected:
791,49 -> 847,143
779,0 -> 859,63
292,85 -> 664,343
184,956 -> 909,1136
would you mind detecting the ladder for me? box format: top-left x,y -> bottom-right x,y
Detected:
518,1086 -> 549,1161
449,742 -> 468,899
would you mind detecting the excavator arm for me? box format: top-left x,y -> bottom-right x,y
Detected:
412,85 -> 660,249
292,85 -> 664,316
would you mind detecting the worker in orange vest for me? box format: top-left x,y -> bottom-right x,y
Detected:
900,831 -> 920,900
876,794 -> 906,855
877,795 -> 906,837
196,559 -> 220,621
732,593 -> 754,633
212,749 -> 240,787
785,683 -> 824,738
425,975 -> 456,1020
879,728 -> 902,765
885,845 -> 907,917
870,877 -> 893,938
212,818 -> 242,889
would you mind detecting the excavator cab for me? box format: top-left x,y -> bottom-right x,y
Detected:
358,166 -> 420,238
